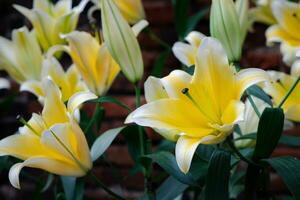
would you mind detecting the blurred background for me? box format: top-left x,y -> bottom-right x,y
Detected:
0,0 -> 299,199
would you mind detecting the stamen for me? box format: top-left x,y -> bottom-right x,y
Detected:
18,116 -> 40,136
181,88 -> 215,122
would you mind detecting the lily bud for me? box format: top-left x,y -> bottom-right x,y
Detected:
91,0 -> 146,24
210,0 -> 250,62
101,0 -> 145,84
14,0 -> 88,52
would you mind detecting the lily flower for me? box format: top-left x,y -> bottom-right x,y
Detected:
250,0 -> 276,25
14,0 -> 88,52
0,78 -> 10,90
266,0 -> 300,65
48,31 -> 120,96
21,57 -> 88,102
172,31 -> 206,67
0,27 -> 43,84
126,37 -> 269,173
0,78 -> 97,189
91,0 -> 146,24
263,62 -> 300,122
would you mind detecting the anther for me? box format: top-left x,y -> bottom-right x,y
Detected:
182,88 -> 189,94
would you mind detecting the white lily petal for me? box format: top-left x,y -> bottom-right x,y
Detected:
0,78 -> 10,89
172,42 -> 195,67
175,136 -> 201,174
132,20 -> 149,36
67,91 -> 98,115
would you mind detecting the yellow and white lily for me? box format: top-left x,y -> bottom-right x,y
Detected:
0,78 -> 10,90
21,57 -> 87,102
263,62 -> 300,122
91,0 -> 146,24
14,0 -> 88,52
172,31 -> 206,67
250,0 -> 276,25
266,0 -> 300,65
126,37 -> 269,173
0,27 -> 43,84
0,78 -> 97,189
48,31 -> 120,96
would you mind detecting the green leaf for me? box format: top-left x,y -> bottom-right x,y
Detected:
90,96 -> 131,111
196,144 -> 216,162
172,0 -> 190,39
252,108 -> 285,160
278,135 -> 300,147
151,50 -> 170,78
186,7 -> 209,34
91,126 -> 126,161
247,85 -> 273,106
264,156 -> 300,199
60,176 -> 76,200
145,151 -> 198,186
156,176 -> 188,200
122,125 -> 144,162
205,150 -> 230,200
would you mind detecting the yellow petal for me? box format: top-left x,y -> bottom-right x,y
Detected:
185,31 -> 205,48
221,100 -> 245,125
41,78 -> 69,126
125,99 -> 212,138
192,37 -> 235,118
9,156 -> 84,189
236,68 -> 269,98
280,42 -> 300,66
18,113 -> 46,136
175,136 -> 201,173
271,0 -> 300,40
285,105 -> 300,122
266,25 -> 300,46
113,0 -> 146,24
67,91 -> 97,115
172,42 -> 195,67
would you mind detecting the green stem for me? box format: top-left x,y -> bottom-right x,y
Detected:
88,172 -> 126,200
225,137 -> 258,167
146,28 -> 170,49
84,103 -> 104,134
134,84 -> 145,155
278,76 -> 300,108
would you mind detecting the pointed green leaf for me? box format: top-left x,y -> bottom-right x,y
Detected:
264,156 -> 300,200
156,176 -> 188,200
247,85 -> 273,106
145,151 -> 198,186
252,108 -> 284,160
205,150 -> 230,200
60,176 -> 76,200
91,126 -> 126,161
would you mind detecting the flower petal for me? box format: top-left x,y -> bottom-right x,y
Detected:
266,25 -> 300,46
67,91 -> 97,115
144,76 -> 168,102
286,105 -> 300,122
125,98 -> 212,138
172,42 -> 195,67
175,136 -> 201,173
221,100 -> 245,126
0,78 -> 10,90
291,60 -> 300,77
271,0 -> 300,40
41,78 -> 69,126
185,31 -> 205,48
9,156 -> 85,189
20,80 -> 44,99
236,68 -> 269,98
132,20 -> 149,36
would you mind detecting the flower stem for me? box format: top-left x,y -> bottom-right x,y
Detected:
225,137 -> 258,167
88,172 -> 126,200
246,93 -> 261,118
145,28 -> 170,49
134,84 -> 145,155
278,76 -> 300,108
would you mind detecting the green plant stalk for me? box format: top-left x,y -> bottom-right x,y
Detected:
246,92 -> 261,118
84,103 -> 105,135
278,76 -> 300,108
145,28 -> 171,50
88,172 -> 126,200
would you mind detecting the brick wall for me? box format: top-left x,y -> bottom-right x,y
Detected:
0,0 -> 300,199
